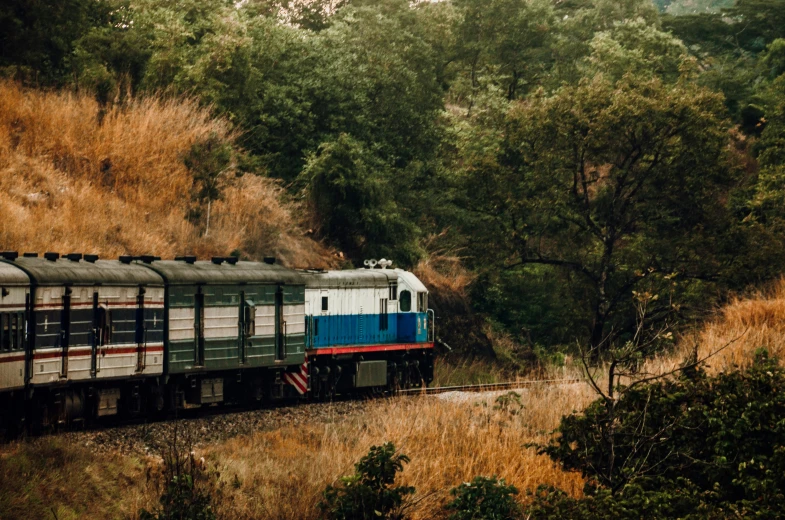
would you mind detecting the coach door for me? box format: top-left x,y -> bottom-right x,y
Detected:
90,292 -> 99,377
275,287 -> 285,360
136,288 -> 146,372
60,289 -> 71,378
195,291 -> 205,366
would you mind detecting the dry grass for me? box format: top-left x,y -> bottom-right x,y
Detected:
638,278 -> 785,379
195,388 -> 593,520
0,438 -> 148,520
0,80 -> 334,267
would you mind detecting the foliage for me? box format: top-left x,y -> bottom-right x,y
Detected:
140,426 -> 220,520
320,442 -> 415,520
302,134 -> 422,265
459,73 -> 741,351
183,132 -> 234,236
533,350 -> 785,517
445,476 -> 520,520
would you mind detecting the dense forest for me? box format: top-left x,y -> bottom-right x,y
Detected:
2,0 -> 785,358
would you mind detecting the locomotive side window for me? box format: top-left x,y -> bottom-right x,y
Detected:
321,296 -> 328,311
389,282 -> 397,301
418,293 -> 427,312
379,298 -> 389,330
399,290 -> 412,312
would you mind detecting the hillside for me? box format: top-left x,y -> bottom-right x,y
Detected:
0,81 -> 334,268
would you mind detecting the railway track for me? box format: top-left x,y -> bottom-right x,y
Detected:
399,377 -> 584,396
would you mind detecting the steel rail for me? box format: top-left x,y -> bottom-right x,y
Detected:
399,377 -> 584,396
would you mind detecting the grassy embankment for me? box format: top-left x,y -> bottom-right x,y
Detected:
4,280 -> 784,519
0,80 -> 332,267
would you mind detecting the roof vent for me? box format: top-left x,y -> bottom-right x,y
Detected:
263,256 -> 276,265
211,257 -> 224,265
84,254 -> 99,263
23,252 -> 38,258
175,255 -> 197,264
1,251 -> 18,261
119,255 -> 133,264
44,252 -> 60,262
141,255 -> 160,264
225,257 -> 238,265
65,253 -> 82,262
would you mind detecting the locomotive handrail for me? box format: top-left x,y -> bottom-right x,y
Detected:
426,309 -> 435,343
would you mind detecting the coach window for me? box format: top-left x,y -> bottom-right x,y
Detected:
10,314 -> 19,350
399,290 -> 412,312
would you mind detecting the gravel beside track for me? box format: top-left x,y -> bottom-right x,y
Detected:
56,378 -> 584,455
59,400 -> 371,456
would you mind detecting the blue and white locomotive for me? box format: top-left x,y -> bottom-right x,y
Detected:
0,252 -> 434,431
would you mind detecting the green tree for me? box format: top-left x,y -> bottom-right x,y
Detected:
460,73 -> 739,352
302,134 -> 421,265
0,0 -> 109,85
183,133 -> 234,237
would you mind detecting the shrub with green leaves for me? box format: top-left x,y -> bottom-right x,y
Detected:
446,476 -> 520,520
529,350 -> 785,518
320,442 -> 415,520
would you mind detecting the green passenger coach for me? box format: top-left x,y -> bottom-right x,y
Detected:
139,257 -> 306,406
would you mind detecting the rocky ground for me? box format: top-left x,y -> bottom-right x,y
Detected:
57,399 -> 372,456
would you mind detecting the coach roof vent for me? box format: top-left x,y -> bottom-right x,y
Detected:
225,256 -> 238,265
65,253 -> 82,262
175,255 -> 197,264
84,254 -> 99,263
119,255 -> 133,264
211,257 -> 224,265
141,255 -> 160,264
44,252 -> 60,261
263,256 -> 276,265
23,252 -> 38,258
1,251 -> 18,261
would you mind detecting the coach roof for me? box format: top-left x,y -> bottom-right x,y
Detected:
140,260 -> 305,285
0,261 -> 31,285
6,257 -> 164,285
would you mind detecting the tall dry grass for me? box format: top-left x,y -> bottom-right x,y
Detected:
639,278 -> 785,378
191,387 -> 593,520
0,80 -> 334,267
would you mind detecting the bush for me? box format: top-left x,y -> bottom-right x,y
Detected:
319,442 -> 415,520
530,350 -> 785,518
140,426 -> 220,520
445,476 -> 520,520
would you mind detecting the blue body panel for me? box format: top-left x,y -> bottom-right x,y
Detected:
308,312 -> 429,348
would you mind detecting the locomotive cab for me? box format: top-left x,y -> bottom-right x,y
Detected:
394,270 -> 431,344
